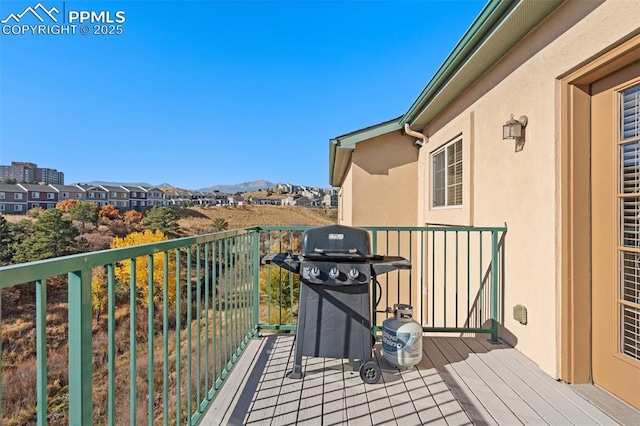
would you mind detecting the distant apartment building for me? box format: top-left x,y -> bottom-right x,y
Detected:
0,161 -> 64,184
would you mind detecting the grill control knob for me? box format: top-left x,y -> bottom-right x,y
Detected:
310,267 -> 321,278
329,267 -> 340,279
348,268 -> 359,279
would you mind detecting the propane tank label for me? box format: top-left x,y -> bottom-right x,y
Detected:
382,328 -> 418,354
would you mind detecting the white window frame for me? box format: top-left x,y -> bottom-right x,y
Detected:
47,193 -> 55,200
0,192 -> 4,199
112,192 -> 118,198
14,205 -> 23,212
0,204 -> 4,211
14,193 -> 23,200
62,192 -> 70,198
33,192 -> 40,199
431,138 -> 463,209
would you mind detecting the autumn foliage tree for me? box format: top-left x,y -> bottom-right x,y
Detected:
123,210 -> 144,232
56,198 -> 82,213
98,204 -> 120,220
111,230 -> 177,307
91,266 -> 108,321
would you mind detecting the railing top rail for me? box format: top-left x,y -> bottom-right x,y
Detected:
363,225 -> 508,232
0,227 -> 258,289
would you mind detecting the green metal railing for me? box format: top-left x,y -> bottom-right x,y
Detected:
0,224 -> 505,425
258,225 -> 507,341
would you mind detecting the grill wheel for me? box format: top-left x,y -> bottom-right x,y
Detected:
359,361 -> 381,384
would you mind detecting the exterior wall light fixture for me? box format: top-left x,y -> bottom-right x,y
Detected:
502,114 -> 528,139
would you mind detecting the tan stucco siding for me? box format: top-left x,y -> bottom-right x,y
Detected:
419,0 -> 640,377
338,165 -> 353,225
350,131 -> 418,227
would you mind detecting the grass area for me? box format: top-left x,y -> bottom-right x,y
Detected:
177,205 -> 336,235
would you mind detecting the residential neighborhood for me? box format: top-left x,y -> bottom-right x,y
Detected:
0,180 -> 338,214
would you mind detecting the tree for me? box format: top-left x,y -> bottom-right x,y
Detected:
56,199 -> 82,213
27,207 -> 45,218
211,217 -> 229,232
98,204 -> 120,220
259,236 -> 301,308
111,230 -> 177,307
13,209 -> 80,263
91,266 -> 108,322
69,202 -> 98,231
144,206 -> 179,236
0,216 -> 15,264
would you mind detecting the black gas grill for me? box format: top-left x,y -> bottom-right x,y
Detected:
262,224 -> 410,383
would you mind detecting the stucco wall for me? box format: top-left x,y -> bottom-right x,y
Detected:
348,131 -> 418,227
418,0 -> 640,376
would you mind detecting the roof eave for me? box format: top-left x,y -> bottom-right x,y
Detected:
401,0 -> 565,129
329,118 -> 402,186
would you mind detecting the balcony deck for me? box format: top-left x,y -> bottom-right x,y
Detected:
204,334 -> 616,426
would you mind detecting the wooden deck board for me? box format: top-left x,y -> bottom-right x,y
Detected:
270,336 -> 304,425
573,384 -> 640,426
423,335 -> 496,425
202,334 -> 621,426
474,338 -> 614,425
296,356 -> 325,425
461,337 -> 566,425
322,358 -> 348,426
414,344 -> 471,426
444,337 -> 546,425
375,349 -> 423,426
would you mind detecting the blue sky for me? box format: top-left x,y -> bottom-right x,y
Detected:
0,0 -> 486,190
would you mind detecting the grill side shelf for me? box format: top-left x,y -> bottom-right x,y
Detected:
261,253 -> 302,274
371,257 -> 412,275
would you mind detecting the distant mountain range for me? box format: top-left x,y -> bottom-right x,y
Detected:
197,180 -> 274,193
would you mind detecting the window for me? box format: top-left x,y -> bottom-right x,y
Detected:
140,201 -> 146,206
432,139 -> 463,208
75,193 -> 83,199
88,192 -> 95,198
131,192 -> 137,197
14,205 -> 23,212
47,203 -> 55,209
0,204 -> 4,211
0,192 -> 4,199
62,192 -> 69,198
47,193 -> 55,200
99,193 -> 107,199
14,193 -> 23,200
620,84 -> 640,361
131,200 -> 137,206
33,192 -> 40,199
112,192 -> 118,198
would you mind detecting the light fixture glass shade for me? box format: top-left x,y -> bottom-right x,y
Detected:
502,117 -> 522,139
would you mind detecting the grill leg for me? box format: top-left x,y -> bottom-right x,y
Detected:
287,283 -> 308,379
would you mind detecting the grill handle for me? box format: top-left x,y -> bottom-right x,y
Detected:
313,248 -> 359,254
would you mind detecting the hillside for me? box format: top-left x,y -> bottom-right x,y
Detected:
178,205 -> 336,234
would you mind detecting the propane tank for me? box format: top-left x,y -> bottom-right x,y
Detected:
382,304 -> 423,369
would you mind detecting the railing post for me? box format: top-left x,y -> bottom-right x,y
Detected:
68,269 -> 93,425
491,230 -> 499,343
253,229 -> 260,332
36,279 -> 47,426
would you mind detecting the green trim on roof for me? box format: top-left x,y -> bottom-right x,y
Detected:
400,0 -> 513,126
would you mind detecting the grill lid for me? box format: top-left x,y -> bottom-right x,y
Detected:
301,224 -> 370,260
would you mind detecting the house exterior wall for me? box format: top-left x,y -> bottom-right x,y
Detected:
414,0 -> 640,377
345,131 -> 418,227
